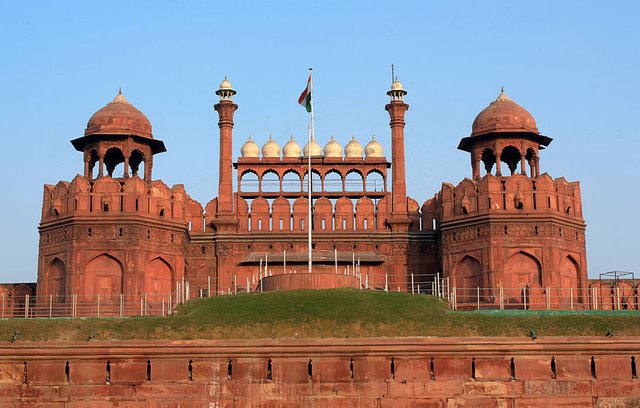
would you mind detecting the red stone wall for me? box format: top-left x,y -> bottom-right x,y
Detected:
0,337 -> 638,407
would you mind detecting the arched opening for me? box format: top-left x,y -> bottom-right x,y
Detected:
481,148 -> 496,176
453,256 -> 482,295
144,258 -> 173,300
345,170 -> 364,192
104,147 -> 126,178
366,170 -> 385,192
302,170 -> 322,193
240,171 -> 259,192
47,258 -> 66,303
500,146 -> 521,176
89,149 -> 99,179
129,149 -> 146,178
324,170 -> 343,192
503,251 -> 542,291
526,148 -> 537,177
84,254 -> 123,301
261,170 -> 280,193
282,170 -> 301,193
559,256 -> 579,290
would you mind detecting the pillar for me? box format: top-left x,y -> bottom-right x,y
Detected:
520,154 -> 526,176
98,155 -> 104,178
214,99 -> 237,215
385,100 -> 409,215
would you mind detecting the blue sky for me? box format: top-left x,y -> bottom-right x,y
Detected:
0,1 -> 638,281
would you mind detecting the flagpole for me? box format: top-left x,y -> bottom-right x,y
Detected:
308,67 -> 314,274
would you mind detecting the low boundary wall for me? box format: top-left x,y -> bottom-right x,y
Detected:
0,336 -> 639,407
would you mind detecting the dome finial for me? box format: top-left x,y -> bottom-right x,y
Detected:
111,88 -> 129,105
501,85 -> 504,94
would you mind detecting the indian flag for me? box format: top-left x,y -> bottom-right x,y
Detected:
297,71 -> 312,113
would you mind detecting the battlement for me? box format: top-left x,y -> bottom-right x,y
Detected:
436,173 -> 583,223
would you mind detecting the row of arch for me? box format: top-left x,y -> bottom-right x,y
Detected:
42,254 -> 174,302
86,147 -> 150,181
473,145 -> 540,179
239,169 -> 386,194
452,251 -> 581,294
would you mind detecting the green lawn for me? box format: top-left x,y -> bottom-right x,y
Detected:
0,289 -> 639,341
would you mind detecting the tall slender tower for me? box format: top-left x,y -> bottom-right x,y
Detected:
213,77 -> 238,232
385,79 -> 411,231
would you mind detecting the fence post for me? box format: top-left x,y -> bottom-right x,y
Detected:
1,294 -> 4,318
247,277 -> 250,293
616,286 -> 621,310
411,274 -> 415,295
570,287 -> 574,310
359,273 -> 362,290
452,287 -> 457,310
384,274 -> 388,292
476,287 -> 480,311
97,294 -> 101,318
168,293 -> 172,315
499,287 -> 504,310
523,287 -> 528,310
207,276 -> 211,298
120,293 -> 124,317
162,299 -> 165,317
140,298 -> 143,316
144,294 -> 148,316
365,274 -> 369,290
234,274 -> 237,295
546,287 -> 550,310
24,294 -> 29,318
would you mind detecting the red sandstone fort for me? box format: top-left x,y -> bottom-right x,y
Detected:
0,76 -> 587,309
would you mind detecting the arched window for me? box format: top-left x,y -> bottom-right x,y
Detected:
324,170 -> 343,192
345,170 -> 364,192
104,148 -> 126,178
302,170 -> 322,193
500,146 -> 521,176
366,170 -> 385,192
481,148 -> 496,176
129,149 -> 145,178
240,171 -> 259,192
261,170 -> 280,193
282,170 -> 301,193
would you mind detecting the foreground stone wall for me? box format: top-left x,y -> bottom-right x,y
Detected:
0,337 -> 638,407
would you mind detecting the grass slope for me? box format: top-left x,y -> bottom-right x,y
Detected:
0,289 -> 639,341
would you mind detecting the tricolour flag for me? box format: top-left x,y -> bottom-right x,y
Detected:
297,71 -> 312,113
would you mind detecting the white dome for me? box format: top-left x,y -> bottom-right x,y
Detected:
283,136 -> 301,158
303,137 -> 322,157
323,135 -> 343,158
364,135 -> 383,158
262,135 -> 281,158
344,135 -> 363,158
240,136 -> 259,158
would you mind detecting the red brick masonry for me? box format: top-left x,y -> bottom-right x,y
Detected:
0,336 -> 638,407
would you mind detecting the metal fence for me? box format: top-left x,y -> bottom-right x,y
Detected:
2,272 -> 637,319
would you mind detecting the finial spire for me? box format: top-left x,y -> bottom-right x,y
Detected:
501,85 -> 504,93
118,87 -> 122,95
391,64 -> 395,84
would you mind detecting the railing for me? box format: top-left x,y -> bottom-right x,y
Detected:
2,275 -> 636,319
449,285 -> 639,311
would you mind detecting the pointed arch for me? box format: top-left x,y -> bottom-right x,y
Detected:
84,253 -> 123,301
452,255 -> 483,292
47,257 -> 66,302
503,251 -> 542,289
144,257 -> 173,298
559,255 -> 580,289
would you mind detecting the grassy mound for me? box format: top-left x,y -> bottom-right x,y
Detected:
0,289 -> 639,341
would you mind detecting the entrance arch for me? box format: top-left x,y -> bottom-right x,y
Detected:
503,251 -> 542,289
47,258 -> 66,302
84,254 -> 123,301
453,256 -> 483,293
144,257 -> 173,299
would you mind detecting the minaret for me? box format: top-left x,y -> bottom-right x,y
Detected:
385,77 -> 411,231
213,77 -> 238,231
